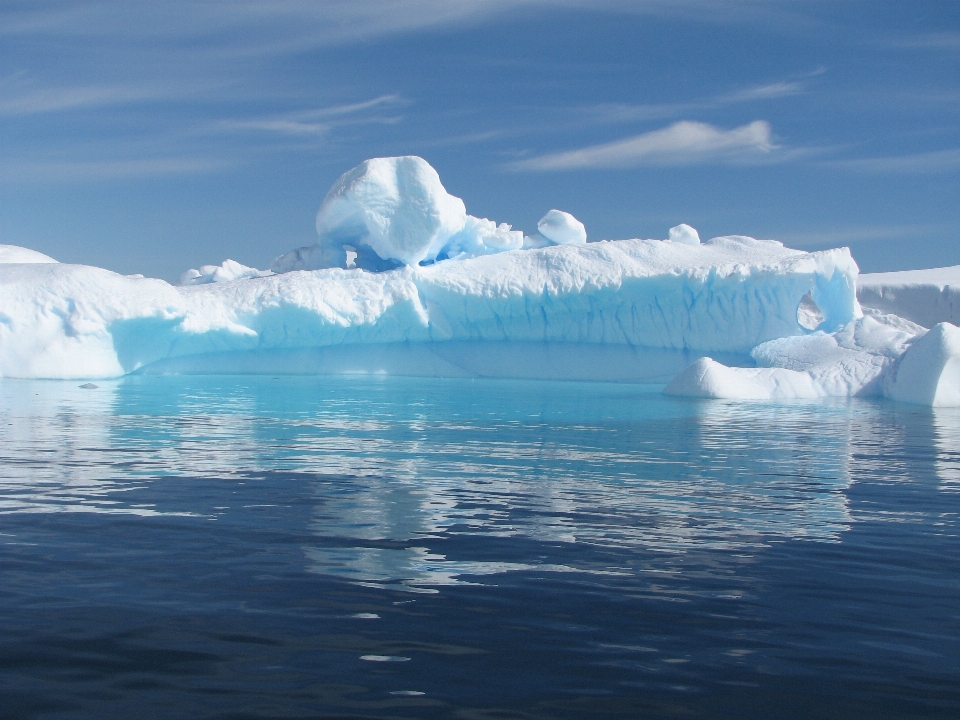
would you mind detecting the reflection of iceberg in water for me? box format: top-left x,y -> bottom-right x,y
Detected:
0,379 -> 143,515
933,408 -> 960,491
301,396 -> 860,588
0,377 -> 265,516
2,376 -> 877,591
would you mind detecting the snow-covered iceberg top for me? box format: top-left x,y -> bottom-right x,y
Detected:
0,244 -> 58,264
269,156 -> 587,273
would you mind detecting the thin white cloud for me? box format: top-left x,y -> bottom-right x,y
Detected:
892,32 -> 960,51
0,83 -> 171,117
719,80 -> 805,102
214,95 -> 406,137
0,2 -> 813,46
831,149 -> 960,174
511,120 -> 776,171
777,224 -> 944,248
574,77 -> 810,126
1,157 -> 229,182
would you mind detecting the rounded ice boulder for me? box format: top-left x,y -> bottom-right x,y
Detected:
536,210 -> 587,245
314,156 -> 468,268
668,224 -> 700,245
886,322 -> 960,407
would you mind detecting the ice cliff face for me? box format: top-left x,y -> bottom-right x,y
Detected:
1,236 -> 857,381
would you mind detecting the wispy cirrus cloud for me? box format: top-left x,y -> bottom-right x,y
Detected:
510,120 -> 777,171
776,223 -> 945,248
891,32 -> 960,51
0,79 -> 181,117
0,157 -> 229,183
575,78 -> 809,125
213,95 -> 406,137
830,149 -> 960,174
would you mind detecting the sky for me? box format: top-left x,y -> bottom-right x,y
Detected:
1,0 -> 958,281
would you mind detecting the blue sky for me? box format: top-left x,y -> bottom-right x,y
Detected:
1,0 -> 958,280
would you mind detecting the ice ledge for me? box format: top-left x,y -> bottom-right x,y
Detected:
1,236 -> 858,381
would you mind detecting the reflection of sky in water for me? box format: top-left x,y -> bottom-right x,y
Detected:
1,376 -> 953,587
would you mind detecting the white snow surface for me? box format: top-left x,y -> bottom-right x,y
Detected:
1,236 -> 858,382
0,245 -> 58,264
857,265 -> 960,327
270,156 -> 526,272
537,210 -> 587,245
179,259 -> 273,286
665,312 -> 960,406
668,224 -> 701,246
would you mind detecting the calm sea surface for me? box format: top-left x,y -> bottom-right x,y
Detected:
1,376 -> 958,719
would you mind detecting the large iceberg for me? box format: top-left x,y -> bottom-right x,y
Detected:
1,157 -> 957,406
1,235 -> 857,382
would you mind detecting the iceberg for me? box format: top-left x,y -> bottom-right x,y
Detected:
0,235 -> 858,382
858,265 -> 960,328
1,156 -> 956,406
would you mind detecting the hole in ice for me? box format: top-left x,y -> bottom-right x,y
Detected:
344,245 -> 358,269
797,291 -> 824,330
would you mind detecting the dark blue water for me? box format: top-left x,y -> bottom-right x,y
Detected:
1,376 -> 958,719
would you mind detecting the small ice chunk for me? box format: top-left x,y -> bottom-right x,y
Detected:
886,322 -> 960,407
179,259 -> 271,286
537,210 -> 587,245
441,216 -> 523,260
668,224 -> 700,246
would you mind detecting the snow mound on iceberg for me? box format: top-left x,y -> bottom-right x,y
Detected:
886,322 -> 960,407
0,245 -> 58,264
537,210 -> 587,245
179,259 -> 272,286
668,224 -> 700,246
0,236 -> 859,381
858,265 -> 960,328
270,156 -> 528,272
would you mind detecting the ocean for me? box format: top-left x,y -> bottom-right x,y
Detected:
1,375 -> 958,719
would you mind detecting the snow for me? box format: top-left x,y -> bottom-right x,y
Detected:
0,245 -> 58,264
666,311 -> 960,407
270,156 -> 526,272
886,323 -> 960,407
179,259 -> 272,286
0,236 -> 858,384
537,210 -> 587,245
668,224 -> 700,245
858,265 -> 960,328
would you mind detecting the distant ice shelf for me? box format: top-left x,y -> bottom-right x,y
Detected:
1,156 -> 958,406
858,265 -> 960,328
